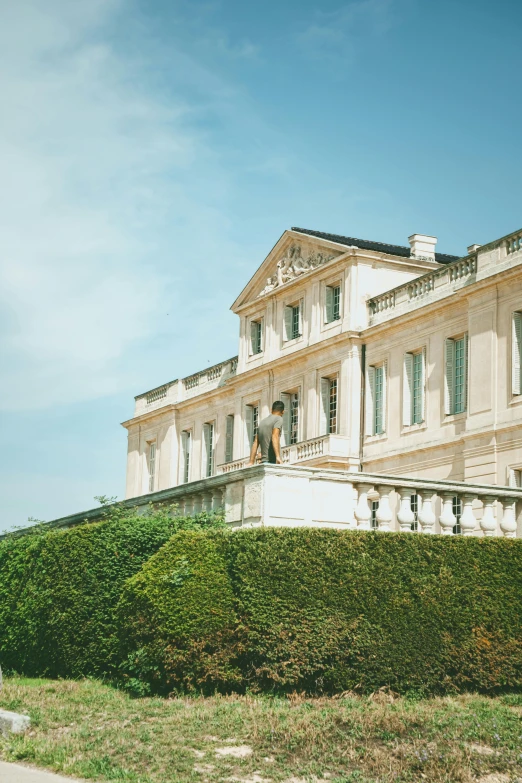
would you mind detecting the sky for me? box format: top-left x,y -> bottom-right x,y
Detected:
0,0 -> 521,532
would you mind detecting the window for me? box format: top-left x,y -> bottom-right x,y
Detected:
320,378 -> 338,435
403,349 -> 426,426
444,335 -> 468,415
246,404 -> 259,449
147,442 -> 156,492
366,363 -> 387,436
225,414 -> 234,463
325,284 -> 341,323
509,469 -> 522,488
284,300 -> 303,341
203,422 -> 215,478
410,494 -> 419,532
250,319 -> 263,355
513,312 -> 522,396
453,496 -> 462,535
281,392 -> 299,445
371,500 -> 379,530
181,431 -> 191,484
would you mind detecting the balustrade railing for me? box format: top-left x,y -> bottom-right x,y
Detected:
145,385 -> 169,404
506,232 -> 522,255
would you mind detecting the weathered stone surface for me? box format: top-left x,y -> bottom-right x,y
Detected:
0,708 -> 31,736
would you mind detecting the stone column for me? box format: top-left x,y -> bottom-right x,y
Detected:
397,487 -> 415,532
418,491 -> 436,534
500,499 -> 517,538
439,493 -> 456,535
354,484 -> 372,530
460,495 -> 477,537
376,486 -> 393,531
480,496 -> 497,537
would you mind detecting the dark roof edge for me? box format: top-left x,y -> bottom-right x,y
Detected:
291,227 -> 460,265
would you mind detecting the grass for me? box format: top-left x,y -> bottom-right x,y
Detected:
1,679 -> 522,782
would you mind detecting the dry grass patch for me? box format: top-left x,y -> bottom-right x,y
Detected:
1,678 -> 522,782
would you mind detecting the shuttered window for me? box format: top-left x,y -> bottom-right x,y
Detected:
509,469 -> 522,488
403,349 -> 426,426
147,442 -> 156,492
250,319 -> 263,355
203,422 -> 214,478
225,415 -> 234,463
513,312 -> 522,395
284,300 -> 303,341
246,404 -> 259,450
444,335 -> 468,415
320,378 -> 337,435
181,431 -> 191,484
366,362 -> 387,436
325,284 -> 341,323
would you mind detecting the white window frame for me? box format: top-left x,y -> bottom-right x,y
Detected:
284,299 -> 303,342
249,318 -> 264,356
181,430 -> 192,484
512,312 -> 522,396
444,334 -> 468,416
202,422 -> 215,478
319,376 -> 338,435
403,348 -> 426,427
147,441 -> 156,493
366,362 -> 387,436
324,282 -> 342,324
225,414 -> 234,463
280,390 -> 300,446
508,468 -> 522,488
245,403 -> 260,453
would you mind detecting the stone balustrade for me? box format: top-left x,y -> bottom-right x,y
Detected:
28,464 -> 522,539
217,434 -> 352,474
506,232 -> 522,255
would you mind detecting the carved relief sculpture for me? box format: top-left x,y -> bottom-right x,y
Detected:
258,244 -> 335,297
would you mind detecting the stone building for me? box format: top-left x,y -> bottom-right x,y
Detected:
120,225 -> 522,536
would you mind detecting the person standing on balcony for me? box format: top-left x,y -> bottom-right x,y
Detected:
248,401 -> 284,465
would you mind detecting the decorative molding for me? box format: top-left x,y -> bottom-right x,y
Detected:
258,244 -> 337,297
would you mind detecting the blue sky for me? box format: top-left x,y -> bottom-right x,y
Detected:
1,0 -> 521,532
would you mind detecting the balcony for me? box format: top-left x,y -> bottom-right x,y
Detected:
36,463 -> 522,538
216,434 -> 354,475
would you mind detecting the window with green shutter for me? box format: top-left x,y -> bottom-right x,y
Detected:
444,335 -> 468,415
325,284 -> 341,323
513,312 -> 522,396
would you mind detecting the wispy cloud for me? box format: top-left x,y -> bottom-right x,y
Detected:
0,0 -> 215,410
298,0 -> 395,57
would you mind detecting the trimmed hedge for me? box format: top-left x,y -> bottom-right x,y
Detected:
118,528 -> 522,695
0,505 -> 224,678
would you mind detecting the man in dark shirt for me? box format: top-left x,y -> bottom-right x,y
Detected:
248,401 -> 284,465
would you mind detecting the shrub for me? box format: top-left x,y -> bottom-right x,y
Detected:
0,503 -> 225,678
120,528 -> 522,695
117,530 -> 240,694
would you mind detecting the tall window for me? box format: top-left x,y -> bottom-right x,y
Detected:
410,494 -> 419,532
181,431 -> 191,484
284,300 -> 302,341
509,469 -> 522,488
403,350 -> 426,426
445,335 -> 468,415
320,378 -> 338,435
250,319 -> 263,355
281,392 -> 300,445
325,284 -> 341,323
203,422 -> 214,478
366,363 -> 387,436
147,442 -> 156,492
513,312 -> 522,396
453,497 -> 462,535
246,404 -> 259,449
225,414 -> 234,463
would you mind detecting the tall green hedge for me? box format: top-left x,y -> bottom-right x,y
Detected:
118,528 -> 522,695
0,505 -> 224,678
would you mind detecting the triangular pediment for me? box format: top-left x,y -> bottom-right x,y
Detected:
231,230 -> 350,312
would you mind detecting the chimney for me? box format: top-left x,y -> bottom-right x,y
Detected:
408,234 -> 437,261
467,244 -> 482,254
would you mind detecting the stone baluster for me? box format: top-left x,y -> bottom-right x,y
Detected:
193,495 -> 202,515
201,491 -> 213,513
211,488 -> 224,512
480,496 -> 497,537
376,486 -> 394,531
439,493 -> 456,535
397,487 -> 415,532
418,491 -> 436,534
500,498 -> 517,538
354,484 -> 373,531
460,495 -> 477,537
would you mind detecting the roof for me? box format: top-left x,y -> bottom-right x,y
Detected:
291,227 -> 460,265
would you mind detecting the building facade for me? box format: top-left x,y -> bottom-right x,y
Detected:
122,225 -> 522,511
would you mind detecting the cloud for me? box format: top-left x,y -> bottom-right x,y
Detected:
0,0 -> 211,410
298,0 -> 395,57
